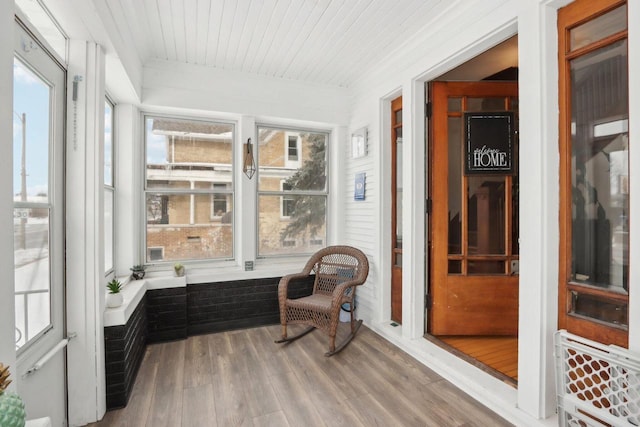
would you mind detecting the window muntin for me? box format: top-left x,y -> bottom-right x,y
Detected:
257,126 -> 328,257
144,116 -> 234,263
104,99 -> 114,273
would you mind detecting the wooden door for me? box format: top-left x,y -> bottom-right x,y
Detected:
391,96 -> 403,323
429,82 -> 519,336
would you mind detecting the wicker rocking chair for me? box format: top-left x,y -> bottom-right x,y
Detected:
275,245 -> 369,356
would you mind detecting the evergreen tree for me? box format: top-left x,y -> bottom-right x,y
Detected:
281,133 -> 326,241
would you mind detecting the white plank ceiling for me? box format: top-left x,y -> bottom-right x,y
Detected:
106,0 -> 446,87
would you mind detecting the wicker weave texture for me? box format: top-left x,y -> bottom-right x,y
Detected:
278,246 -> 369,351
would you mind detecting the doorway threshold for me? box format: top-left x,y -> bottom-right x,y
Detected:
424,334 -> 518,388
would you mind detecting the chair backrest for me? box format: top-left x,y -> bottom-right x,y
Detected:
307,246 -> 369,296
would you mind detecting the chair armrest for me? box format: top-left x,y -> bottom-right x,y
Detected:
278,272 -> 313,301
331,280 -> 361,308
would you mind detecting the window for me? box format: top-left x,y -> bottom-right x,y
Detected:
147,247 -> 164,261
257,126 -> 328,256
285,132 -> 301,167
104,98 -> 115,273
558,0 -> 629,347
12,31 -> 65,351
281,182 -> 294,217
144,116 -> 234,263
211,183 -> 230,220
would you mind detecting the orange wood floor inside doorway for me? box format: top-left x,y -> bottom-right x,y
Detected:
432,336 -> 518,386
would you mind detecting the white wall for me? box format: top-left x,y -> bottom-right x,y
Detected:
345,0 -> 553,423
0,0 -> 16,375
345,0 -> 639,423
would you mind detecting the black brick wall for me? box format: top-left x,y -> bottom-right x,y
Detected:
187,276 -> 314,335
104,296 -> 147,410
104,274 -> 315,411
147,287 -> 187,343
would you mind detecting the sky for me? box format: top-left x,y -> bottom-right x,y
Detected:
13,58 -> 50,201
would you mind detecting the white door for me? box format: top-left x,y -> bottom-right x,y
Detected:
13,19 -> 67,426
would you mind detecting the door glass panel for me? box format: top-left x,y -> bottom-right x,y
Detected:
448,116 -> 462,255
394,109 -> 402,124
570,291 -> 628,327
467,97 -> 505,112
14,209 -> 51,348
448,260 -> 462,274
570,39 -> 628,294
468,176 -> 505,255
13,58 -> 53,350
468,260 -> 504,275
569,5 -> 627,52
395,253 -> 402,267
396,136 -> 403,248
448,97 -> 461,112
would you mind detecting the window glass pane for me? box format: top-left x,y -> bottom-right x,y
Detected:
104,190 -> 114,272
145,117 -> 233,189
258,128 -> 326,191
14,209 -> 51,348
13,58 -> 50,203
144,116 -> 234,263
258,195 -> 326,256
104,100 -> 113,186
448,116 -> 462,254
146,193 -> 233,261
467,97 -> 505,112
570,5 -> 627,52
468,176 -> 506,255
570,39 -> 628,293
468,260 -> 504,275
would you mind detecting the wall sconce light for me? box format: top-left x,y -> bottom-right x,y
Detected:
243,138 -> 256,179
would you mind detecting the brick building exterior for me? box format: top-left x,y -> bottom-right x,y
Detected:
145,120 -> 326,262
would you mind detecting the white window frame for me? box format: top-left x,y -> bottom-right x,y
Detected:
143,114 -> 235,264
256,125 -> 329,258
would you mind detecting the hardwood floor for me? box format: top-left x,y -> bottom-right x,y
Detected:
435,336 -> 518,385
90,324 -> 513,426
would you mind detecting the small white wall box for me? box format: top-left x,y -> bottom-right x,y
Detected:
351,127 -> 367,158
554,330 -> 640,426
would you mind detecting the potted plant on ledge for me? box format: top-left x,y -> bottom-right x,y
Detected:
106,279 -> 123,308
130,264 -> 146,280
0,363 -> 26,427
174,262 -> 185,277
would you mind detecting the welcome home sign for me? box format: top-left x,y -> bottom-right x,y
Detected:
464,112 -> 515,175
